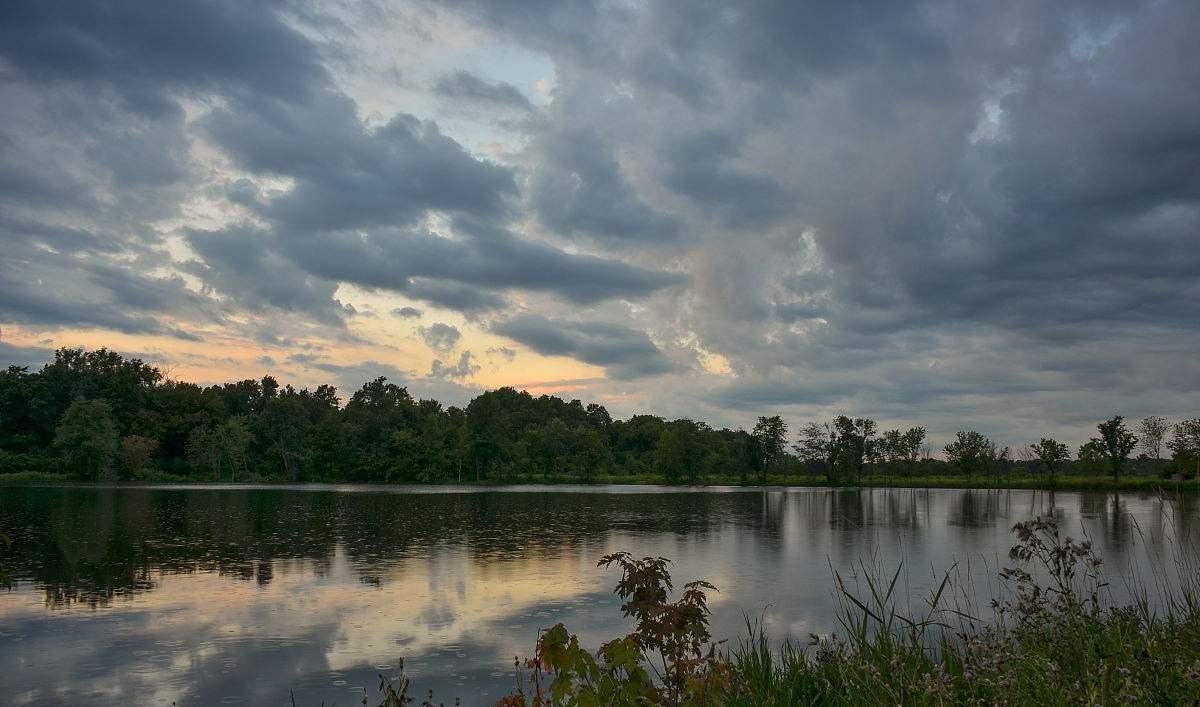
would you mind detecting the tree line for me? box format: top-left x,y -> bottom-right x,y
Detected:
1,348 -> 1197,484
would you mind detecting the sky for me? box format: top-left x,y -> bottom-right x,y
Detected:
1,0 -> 1198,450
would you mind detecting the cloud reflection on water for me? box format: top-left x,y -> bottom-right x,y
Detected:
0,486 -> 1195,706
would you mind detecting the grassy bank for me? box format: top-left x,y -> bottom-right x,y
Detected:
0,469 -> 192,485
360,516 -> 1200,707
4,470 -> 1194,493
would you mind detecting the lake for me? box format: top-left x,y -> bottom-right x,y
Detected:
1,484 -> 1196,706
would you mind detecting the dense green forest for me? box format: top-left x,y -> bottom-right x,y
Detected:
1,347 -> 1198,485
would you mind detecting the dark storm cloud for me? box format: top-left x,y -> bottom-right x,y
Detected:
0,0 -> 325,105
184,225 -> 348,325
0,0 -> 686,343
661,130 -> 793,228
193,82 -> 683,315
530,123 -> 681,244
0,340 -> 52,369
259,221 -> 683,307
423,0 -> 1200,440
202,89 -> 518,230
492,313 -> 672,380
0,233 -> 208,341
405,280 -> 508,314
434,70 -> 533,111
392,307 -> 423,319
0,0 -> 327,340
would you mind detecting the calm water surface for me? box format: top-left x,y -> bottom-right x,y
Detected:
0,485 -> 1196,706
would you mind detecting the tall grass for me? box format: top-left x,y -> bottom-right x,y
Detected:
723,513 -> 1200,706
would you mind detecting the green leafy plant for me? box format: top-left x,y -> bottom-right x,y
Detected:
500,552 -> 728,706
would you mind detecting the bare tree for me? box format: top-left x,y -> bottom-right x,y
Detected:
793,421 -> 831,478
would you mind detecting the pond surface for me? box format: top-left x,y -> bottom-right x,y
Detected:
0,484 -> 1196,706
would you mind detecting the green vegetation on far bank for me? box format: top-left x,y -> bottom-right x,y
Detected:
3,347 -> 1199,488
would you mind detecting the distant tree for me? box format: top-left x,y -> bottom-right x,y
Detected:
943,431 -> 995,477
574,426 -> 612,481
657,420 -> 702,484
119,435 -> 159,478
1138,416 -> 1169,461
54,399 -> 119,480
585,403 -> 613,429
901,427 -> 926,473
1076,440 -> 1107,476
875,426 -> 924,476
794,422 -> 832,478
186,417 -> 252,481
829,416 -> 876,482
186,426 -> 219,478
752,416 -> 789,481
1030,438 -> 1070,485
1167,419 -> 1200,479
257,389 -> 307,480
880,429 -> 905,471
1092,416 -> 1138,481
220,417 -> 252,480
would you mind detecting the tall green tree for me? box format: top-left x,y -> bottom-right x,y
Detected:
944,431 -> 994,477
1167,419 -> 1200,479
1076,440 -> 1107,476
54,399 -> 119,480
901,427 -> 926,473
186,417 -> 252,481
656,420 -> 702,484
752,416 -> 788,481
1092,416 -> 1138,481
830,416 -> 876,482
1030,438 -> 1070,485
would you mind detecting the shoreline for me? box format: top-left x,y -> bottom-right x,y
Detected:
1,471 -> 1194,493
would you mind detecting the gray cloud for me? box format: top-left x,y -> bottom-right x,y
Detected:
417,323 -> 461,354
430,350 -> 480,380
0,236 -> 208,341
434,70 -> 533,111
392,307 -> 423,319
661,130 -> 792,228
492,313 -> 672,380
301,357 -> 481,407
203,89 -> 518,231
530,123 -> 682,244
0,340 -> 52,369
184,224 -> 348,325
405,279 -> 508,314
0,0 -> 326,107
